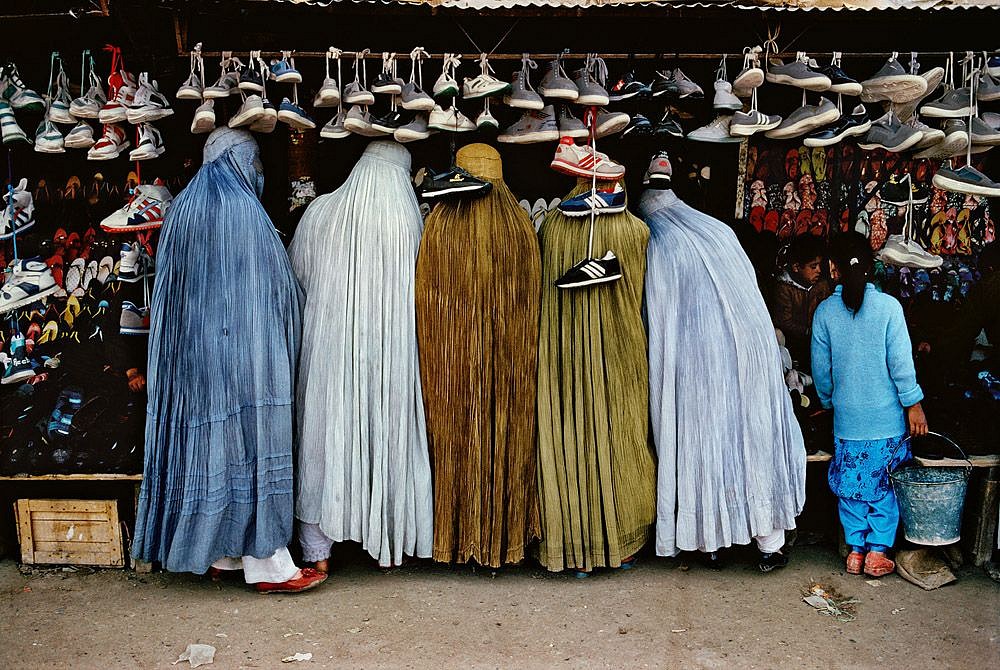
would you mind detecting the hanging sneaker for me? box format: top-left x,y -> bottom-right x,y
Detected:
229,94 -> 266,128
400,81 -> 435,111
814,58 -> 862,97
116,242 -> 155,282
176,69 -> 203,100
764,97 -> 841,139
0,101 -> 30,145
191,99 -> 216,134
880,175 -> 928,206
343,105 -> 382,136
277,98 -> 315,130
101,182 -> 173,232
595,108 -> 630,138
98,70 -> 137,123
913,119 -> 968,159
971,115 -> 1000,145
34,119 -> 65,154
733,46 -> 765,97
673,68 -> 705,99
879,235 -> 943,269
978,70 -> 1000,103
239,61 -> 265,94
415,167 -> 492,201
550,138 -> 626,180
557,105 -> 589,139
371,109 -> 407,134
608,70 -> 651,103
64,121 -> 96,149
433,54 -> 461,98
128,123 -> 165,161
320,108 -> 351,139
427,104 -> 476,132
476,106 -> 499,131
70,70 -> 108,118
908,116 -> 945,149
621,113 -> 655,140
932,164 -> 1000,197
892,66 -> 945,122
203,68 -> 240,99
803,104 -> 871,147
498,105 -> 560,143
857,113 -> 923,152
729,109 -> 781,137
342,79 -> 375,105
571,62 -> 610,106
249,98 -> 277,134
0,63 -> 44,112
538,59 -> 579,101
87,124 -> 129,160
119,301 -> 150,335
48,71 -> 76,125
861,55 -> 928,103
462,72 -> 511,100
922,86 -> 975,118
2,338 -> 34,385
766,53 -> 831,91
689,115 -> 744,143
126,73 -> 173,124
0,178 -> 35,240
713,80 -> 743,111
372,74 -> 403,96
650,70 -> 681,99
652,109 -> 683,138
554,251 -> 622,289
643,151 -> 673,186
504,70 -> 545,110
269,56 -> 302,84
557,183 -> 627,217
0,257 -> 58,313
394,113 -> 431,142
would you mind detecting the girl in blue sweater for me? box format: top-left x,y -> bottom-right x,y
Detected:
811,233 -> 928,578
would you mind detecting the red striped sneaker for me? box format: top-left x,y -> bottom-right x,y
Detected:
549,137 -> 625,180
0,178 -> 35,241
100,182 -> 173,233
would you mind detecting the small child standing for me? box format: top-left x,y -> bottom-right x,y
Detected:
811,233 -> 928,578
771,235 -> 833,368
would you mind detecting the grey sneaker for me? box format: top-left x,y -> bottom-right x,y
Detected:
932,164 -> 1000,197
673,68 -> 704,98
764,97 -> 840,139
733,46 -> 764,98
344,105 -> 385,136
687,115 -> 743,143
857,113 -> 923,152
595,108 -> 630,138
892,66 -> 945,122
313,77 -> 340,108
572,66 -> 610,106
730,109 -> 781,137
539,60 -> 579,101
861,56 -> 928,103
713,80 -> 742,111
914,119 -> 969,159
766,53 -> 831,91
557,105 -> 588,139
643,150 -> 673,186
978,71 -> 1000,103
922,87 -> 975,118
909,116 -> 945,149
400,80 -> 435,111
982,111 -> 1000,130
320,108 -> 350,139
971,115 -> 1000,145
504,70 -> 544,111
203,70 -> 239,99
498,104 -> 560,143
394,113 -> 431,142
343,79 -> 375,106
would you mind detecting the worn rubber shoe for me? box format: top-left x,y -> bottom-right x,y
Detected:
256,568 -> 327,594
846,551 -> 865,575
863,551 -> 895,578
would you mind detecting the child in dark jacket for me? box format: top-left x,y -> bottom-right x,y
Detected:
811,233 -> 929,578
771,235 -> 833,368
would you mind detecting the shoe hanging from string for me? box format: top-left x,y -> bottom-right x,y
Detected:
410,46 -> 428,90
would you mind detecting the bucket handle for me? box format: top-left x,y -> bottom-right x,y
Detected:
894,431 -> 972,472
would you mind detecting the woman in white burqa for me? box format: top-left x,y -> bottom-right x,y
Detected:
639,160 -> 806,571
289,140 -> 433,570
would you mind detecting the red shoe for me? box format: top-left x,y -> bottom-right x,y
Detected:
864,551 -> 895,578
846,551 -> 865,575
255,568 -> 327,594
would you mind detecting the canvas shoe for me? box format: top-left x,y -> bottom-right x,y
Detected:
857,113 -> 923,152
689,115 -> 744,143
239,61 -> 265,94
550,138 -> 625,180
880,175 -> 928,206
922,87 -> 975,118
608,70 -> 651,103
764,97 -> 840,139
371,109 -> 407,134
650,70 -> 681,99
269,56 -> 302,84
98,70 -> 137,123
972,116 -> 1000,145
126,73 -> 173,124
476,106 -> 499,131
558,183 -> 626,217
343,105 -> 382,136
203,69 -> 240,99
729,109 -> 781,136
433,54 -> 461,98
0,102 -> 29,145
191,99 -> 216,134
643,151 -> 673,186
504,69 -> 545,110
979,71 -> 1000,103
803,104 -> 872,147
228,94 -> 265,128
673,68 -> 705,98
70,70 -> 108,118
814,57 -> 863,97
0,257 -> 58,313
892,66 -> 945,122
766,53 -> 831,91
400,81 -> 435,111
879,234 -> 943,269
87,124 -> 130,160
313,76 -> 341,108
554,251 -> 622,289
320,108 -> 351,139
713,80 -> 743,111
595,108 -> 630,138
933,164 -> 1000,197
128,123 -> 166,161
372,72 -> 404,96
415,167 -> 492,201
427,104 -> 476,132
498,105 -> 560,143
394,113 -> 431,142
914,119 -> 969,159
101,182 -> 172,232
538,59 -> 579,101
176,69 -> 203,100
861,55 -> 928,103
64,121 -> 96,149
34,119 -> 65,154
462,72 -> 510,100
0,63 -> 44,112
653,109 -> 683,138
2,338 -> 34,385
733,46 -> 764,98
621,113 -> 655,140
557,105 -> 589,139
572,60 -> 610,106
277,98 -> 315,130
249,98 -> 277,134
343,79 -> 375,106
0,178 -> 35,240
909,116 -> 945,149
989,55 -> 1000,77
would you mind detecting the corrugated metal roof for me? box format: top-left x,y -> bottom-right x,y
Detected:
264,0 -> 1000,8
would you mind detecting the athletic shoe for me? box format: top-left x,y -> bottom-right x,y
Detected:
98,70 -> 137,123
504,70 -> 545,110
621,113 -> 655,140
978,71 -> 1000,103
643,151 -> 673,186
313,77 -> 341,108
554,251 -> 622,289
0,178 -> 34,240
713,80 -> 743,111
119,301 -> 150,335
970,116 -> 1000,145
557,184 -> 626,217
2,339 -> 34,385
650,70 -> 680,99
989,55 -> 1000,77
203,70 -> 240,99
595,108 -> 631,138
229,94 -> 266,128
64,121 -> 96,149
688,115 -> 744,143
175,70 -> 203,100
70,71 -> 108,118
342,79 -> 375,106
893,66 -> 945,122
0,102 -> 29,145
400,81 -> 435,111
126,73 -> 173,123
880,175 -> 928,205
415,167 -> 492,200
191,100 -> 216,134
269,57 -> 302,84
814,61 -> 862,97
277,98 -> 316,130
47,387 -> 83,437
462,73 -> 510,100
608,70 -> 650,103
0,63 -> 44,112
932,165 -> 1000,197
428,104 -> 476,132
343,105 -> 382,136
730,109 -> 781,136
116,242 -> 155,282
249,98 -> 278,134
914,119 -> 969,159
908,116 -> 945,149
673,68 -> 705,98
320,108 -> 351,140
766,53 -> 831,91
879,234 -> 942,269
476,106 -> 499,131
803,104 -> 871,147
0,257 -> 58,313
239,64 -> 265,94
394,113 -> 431,142
733,46 -> 764,98
653,109 -> 683,138
861,56 -> 928,103
557,105 -> 589,139
128,123 -> 166,161
101,182 -> 173,232
48,71 -> 76,125
372,72 -> 404,96
432,54 -> 461,98
764,97 -> 840,139
371,109 -> 407,134
87,124 -> 130,160
498,105 -> 559,143
550,138 -> 625,180
538,60 -> 579,101
758,551 -> 789,573
572,66 -> 610,106
857,113 -> 923,152
34,119 -> 65,154
922,87 -> 975,118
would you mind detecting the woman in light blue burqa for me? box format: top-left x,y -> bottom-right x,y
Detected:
133,128 -> 321,590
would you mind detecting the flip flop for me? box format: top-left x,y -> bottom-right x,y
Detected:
38,320 -> 58,344
64,175 -> 81,200
96,255 -> 113,284
82,260 -> 98,290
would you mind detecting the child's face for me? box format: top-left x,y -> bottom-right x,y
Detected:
792,257 -> 824,286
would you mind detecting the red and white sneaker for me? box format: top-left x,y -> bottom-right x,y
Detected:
100,181 -> 173,233
98,70 -> 137,124
0,178 -> 35,241
549,137 -> 626,180
128,123 -> 165,161
87,124 -> 130,160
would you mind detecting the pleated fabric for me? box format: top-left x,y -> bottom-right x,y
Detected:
536,180 -> 656,573
415,143 -> 541,568
133,128 -> 301,573
290,141 -> 433,567
640,188 -> 806,557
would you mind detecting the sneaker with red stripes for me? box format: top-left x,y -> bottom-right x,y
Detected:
87,124 -> 130,160
98,70 -> 138,124
549,137 -> 625,180
100,182 -> 173,233
0,178 -> 35,241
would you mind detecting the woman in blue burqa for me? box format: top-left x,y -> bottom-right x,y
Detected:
132,128 -> 325,593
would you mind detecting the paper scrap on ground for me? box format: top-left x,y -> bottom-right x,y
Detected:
802,584 -> 858,623
282,652 -> 313,662
173,644 -> 216,668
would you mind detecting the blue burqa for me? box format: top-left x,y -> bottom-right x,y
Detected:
133,128 -> 301,573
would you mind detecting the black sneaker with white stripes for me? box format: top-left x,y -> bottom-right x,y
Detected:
415,166 -> 492,201
554,251 -> 622,289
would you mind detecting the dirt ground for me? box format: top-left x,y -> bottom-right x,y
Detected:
1,545 -> 997,670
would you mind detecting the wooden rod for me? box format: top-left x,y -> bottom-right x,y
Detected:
187,50 -> 980,60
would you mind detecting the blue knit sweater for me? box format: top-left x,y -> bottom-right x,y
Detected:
811,284 -> 923,440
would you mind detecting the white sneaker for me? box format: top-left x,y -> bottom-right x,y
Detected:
476,106 -> 499,130
64,121 -> 96,149
129,123 -> 165,161
191,100 -> 216,134
433,54 -> 461,98
229,94 -> 265,128
549,138 -> 626,180
101,182 -> 173,232
87,124 -> 130,160
462,74 -> 511,100
126,73 -> 174,124
34,119 -> 65,154
70,70 -> 108,118
878,235 -> 943,269
98,71 -> 137,124
428,104 -> 476,132
0,178 -> 35,240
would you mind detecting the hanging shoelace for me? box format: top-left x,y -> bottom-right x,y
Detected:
762,26 -> 781,72
590,55 -> 608,88
330,48 -> 343,117
520,53 -> 537,90
409,47 -> 428,89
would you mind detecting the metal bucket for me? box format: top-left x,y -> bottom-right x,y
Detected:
889,432 -> 971,546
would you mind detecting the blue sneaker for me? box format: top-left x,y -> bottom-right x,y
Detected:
988,55 -> 1000,77
269,55 -> 302,84
557,184 -> 627,218
48,387 -> 83,438
277,98 -> 316,131
2,334 -> 34,385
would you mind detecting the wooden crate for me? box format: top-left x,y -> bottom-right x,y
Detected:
15,499 -> 124,567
